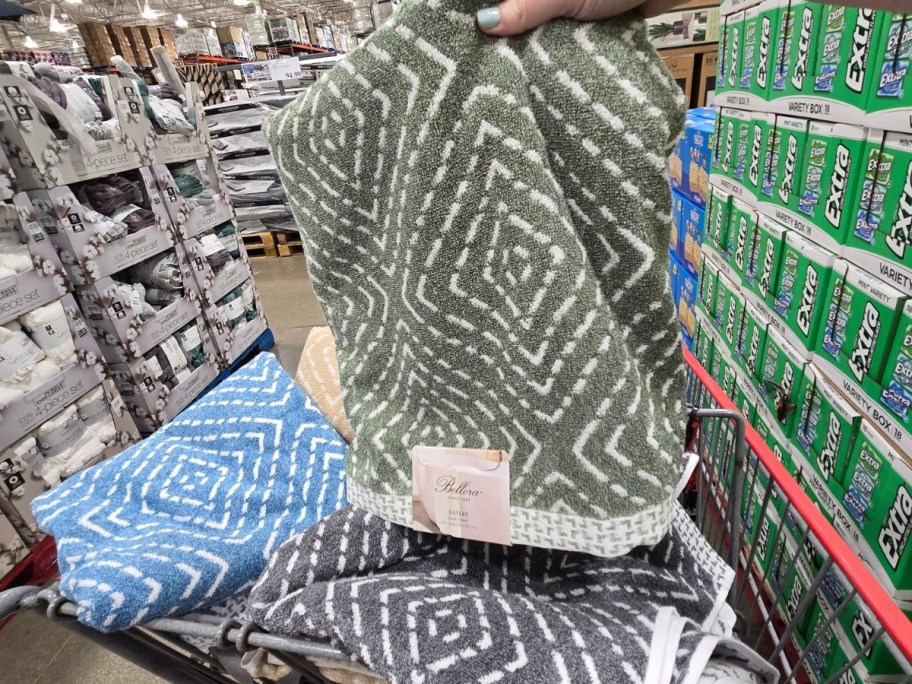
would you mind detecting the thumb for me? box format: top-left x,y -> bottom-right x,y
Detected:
476,0 -> 576,37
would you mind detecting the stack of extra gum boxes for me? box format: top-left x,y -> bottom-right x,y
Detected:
693,1 -> 912,680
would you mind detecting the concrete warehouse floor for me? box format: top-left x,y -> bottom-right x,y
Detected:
0,254 -> 324,683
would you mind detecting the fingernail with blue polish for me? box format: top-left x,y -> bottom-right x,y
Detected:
476,7 -> 501,29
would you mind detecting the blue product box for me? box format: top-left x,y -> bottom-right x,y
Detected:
679,268 -> 698,350
679,114 -> 716,209
670,192 -> 685,260
669,249 -> 682,307
680,197 -> 705,279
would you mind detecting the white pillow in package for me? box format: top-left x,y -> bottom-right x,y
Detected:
20,300 -> 76,367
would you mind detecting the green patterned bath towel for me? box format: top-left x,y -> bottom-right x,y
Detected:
265,0 -> 688,557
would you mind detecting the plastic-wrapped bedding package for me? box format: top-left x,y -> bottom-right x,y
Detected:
19,300 -> 76,366
135,80 -> 194,136
0,214 -> 32,279
80,175 -> 153,235
217,153 -> 277,179
126,251 -> 183,292
210,128 -> 268,156
170,161 -> 216,207
16,63 -> 121,142
217,288 -> 246,330
177,321 -> 205,368
75,386 -> 116,444
205,102 -> 276,132
195,232 -> 232,272
233,204 -> 290,223
215,222 -> 240,259
35,405 -> 107,481
224,179 -> 286,205
0,322 -> 60,408
240,280 -> 256,321
104,281 -> 157,319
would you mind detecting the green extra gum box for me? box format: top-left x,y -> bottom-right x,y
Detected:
845,130 -> 912,297
697,254 -> 719,318
794,363 -> 861,486
716,11 -> 744,101
758,325 -> 807,438
727,198 -> 757,284
717,4 -> 770,111
705,185 -> 732,261
747,214 -> 788,310
864,13 -> 912,134
770,231 -> 836,359
746,112 -> 776,201
768,0 -> 824,114
838,418 -> 912,600
789,121 -> 868,256
716,109 -> 756,202
804,6 -> 885,125
736,298 -> 770,381
759,115 -> 808,215
816,260 -> 907,396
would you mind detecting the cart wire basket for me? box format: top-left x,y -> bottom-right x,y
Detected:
0,349 -> 910,684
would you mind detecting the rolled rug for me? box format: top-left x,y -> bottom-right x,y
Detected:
264,0 -> 688,556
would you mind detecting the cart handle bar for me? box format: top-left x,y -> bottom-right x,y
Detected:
683,347 -> 912,662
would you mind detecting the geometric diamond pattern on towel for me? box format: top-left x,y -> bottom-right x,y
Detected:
31,352 -> 347,632
265,0 -> 689,557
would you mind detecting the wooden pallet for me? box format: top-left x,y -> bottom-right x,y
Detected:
274,231 -> 304,257
242,231 -> 304,258
241,231 -> 277,259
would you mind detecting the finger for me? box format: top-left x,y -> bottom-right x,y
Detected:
476,0 -> 577,36
637,0 -> 682,19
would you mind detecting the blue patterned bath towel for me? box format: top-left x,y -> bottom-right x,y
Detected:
32,352 -> 347,632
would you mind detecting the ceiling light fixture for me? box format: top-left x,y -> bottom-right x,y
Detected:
140,1 -> 158,20
65,0 -> 81,4
71,39 -> 79,48
232,0 -> 250,5
24,36 -> 37,48
210,19 -> 217,28
175,13 -> 188,28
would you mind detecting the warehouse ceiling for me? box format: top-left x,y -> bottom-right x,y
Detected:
2,0 -> 367,51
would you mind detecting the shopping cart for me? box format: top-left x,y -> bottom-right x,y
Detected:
0,349 -> 909,684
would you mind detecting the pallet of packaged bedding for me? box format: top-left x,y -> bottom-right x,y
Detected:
0,378 -> 139,546
0,74 -> 141,190
109,316 -> 220,434
148,154 -> 234,241
72,246 -> 203,364
110,78 -> 211,166
0,292 -> 108,454
0,194 -> 71,326
27,176 -> 176,287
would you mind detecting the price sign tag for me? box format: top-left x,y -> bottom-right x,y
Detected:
242,57 -> 302,83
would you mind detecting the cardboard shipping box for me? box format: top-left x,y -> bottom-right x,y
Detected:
662,52 -> 695,108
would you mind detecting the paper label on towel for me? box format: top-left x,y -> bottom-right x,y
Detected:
0,331 -> 43,381
411,446 -> 511,545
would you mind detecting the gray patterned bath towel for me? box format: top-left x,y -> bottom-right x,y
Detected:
248,506 -> 776,684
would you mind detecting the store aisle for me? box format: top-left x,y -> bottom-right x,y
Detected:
251,254 -> 326,374
0,252 -> 324,683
